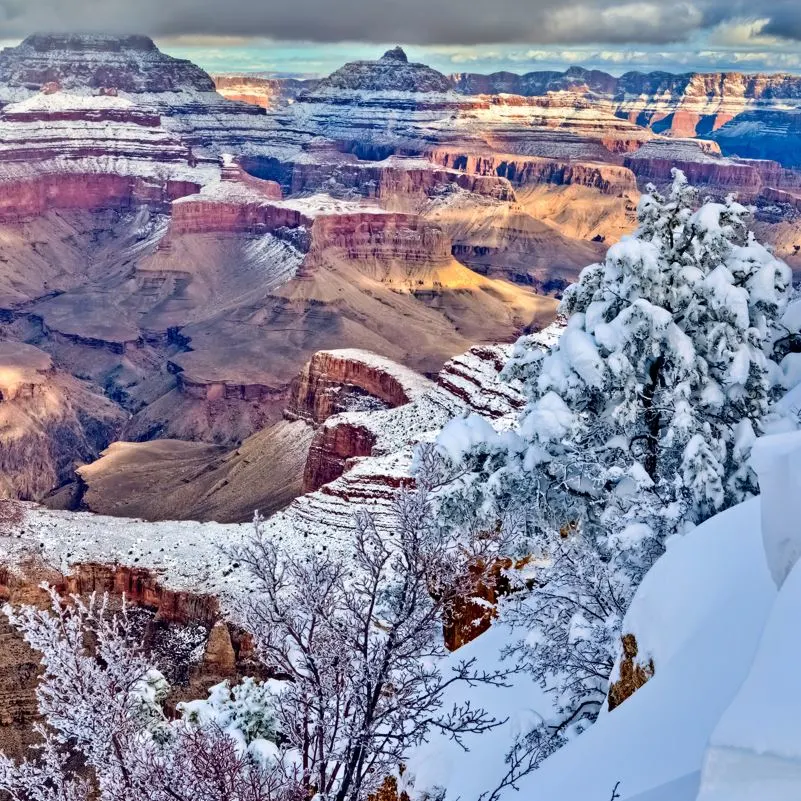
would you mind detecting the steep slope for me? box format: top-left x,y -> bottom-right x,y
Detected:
0,341 -> 125,499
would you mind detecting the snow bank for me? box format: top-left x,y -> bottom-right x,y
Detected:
404,499 -> 775,801
697,556 -> 801,801
517,499 -> 775,801
750,430 -> 801,587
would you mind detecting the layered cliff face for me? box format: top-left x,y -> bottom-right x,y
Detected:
0,341 -> 125,500
451,66 -> 801,167
428,147 -> 637,195
0,34 -> 280,161
287,349 -> 436,492
260,333 -> 558,540
0,34 -> 216,93
710,109 -> 801,169
0,91 -> 209,221
212,75 -> 319,109
287,349 -> 433,424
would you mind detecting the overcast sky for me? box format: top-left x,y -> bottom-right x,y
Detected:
2,1 -> 801,74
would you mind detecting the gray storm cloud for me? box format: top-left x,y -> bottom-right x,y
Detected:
0,0 -> 797,45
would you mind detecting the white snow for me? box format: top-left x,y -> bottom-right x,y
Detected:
749,430 -> 801,587
696,555 -> 801,800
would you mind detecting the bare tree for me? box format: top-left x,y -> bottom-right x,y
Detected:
0,448 -> 510,801
232,454 -> 510,801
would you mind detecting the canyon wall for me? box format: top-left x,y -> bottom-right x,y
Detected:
429,148 -> 637,195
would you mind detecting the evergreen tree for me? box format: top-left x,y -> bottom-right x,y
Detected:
431,171 -> 792,774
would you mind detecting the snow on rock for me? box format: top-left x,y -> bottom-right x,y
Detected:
303,47 -> 452,95
749,431 -> 801,587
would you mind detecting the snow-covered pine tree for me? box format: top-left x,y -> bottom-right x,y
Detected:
430,170 -> 792,777
439,169 -> 791,561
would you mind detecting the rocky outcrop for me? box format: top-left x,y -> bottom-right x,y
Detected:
607,633 -> 655,711
260,332 -> 552,545
0,341 -> 126,501
429,148 -> 637,195
0,34 -> 216,93
0,171 -> 200,222
289,349 -> 436,493
169,159 -> 285,234
171,172 -> 454,278
436,345 -> 527,418
287,349 -> 434,425
624,138 -> 801,195
303,420 -> 378,493
268,153 -> 516,203
307,47 -> 452,95
304,209 -> 452,274
59,562 -> 220,626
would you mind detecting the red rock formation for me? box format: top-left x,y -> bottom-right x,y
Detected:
287,349 -> 432,425
288,349 -> 435,492
303,421 -> 377,493
624,139 -> 801,194
281,154 -> 516,202
58,562 -> 220,626
429,148 -> 637,195
0,172 -> 200,222
304,211 -> 452,273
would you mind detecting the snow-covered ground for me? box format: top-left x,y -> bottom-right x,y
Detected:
405,498 -> 776,801
406,421 -> 801,801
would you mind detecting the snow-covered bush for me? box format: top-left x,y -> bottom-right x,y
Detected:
431,171 -> 792,777
0,589 -> 287,801
179,677 -> 283,751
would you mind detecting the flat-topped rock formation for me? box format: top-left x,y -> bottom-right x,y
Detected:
213,75 -> 319,109
74,419 -> 314,523
0,340 -> 54,400
0,34 -> 216,94
0,34 -> 280,161
428,147 -> 637,195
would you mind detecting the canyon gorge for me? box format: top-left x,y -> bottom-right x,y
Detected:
0,32 -> 800,521
3,33 -> 801,769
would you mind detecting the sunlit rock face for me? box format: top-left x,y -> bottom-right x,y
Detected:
0,341 -> 125,500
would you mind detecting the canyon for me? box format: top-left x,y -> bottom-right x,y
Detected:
1,33 -> 801,787
2,34 -> 801,517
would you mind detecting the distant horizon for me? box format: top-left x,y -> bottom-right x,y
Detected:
6,34 -> 801,81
